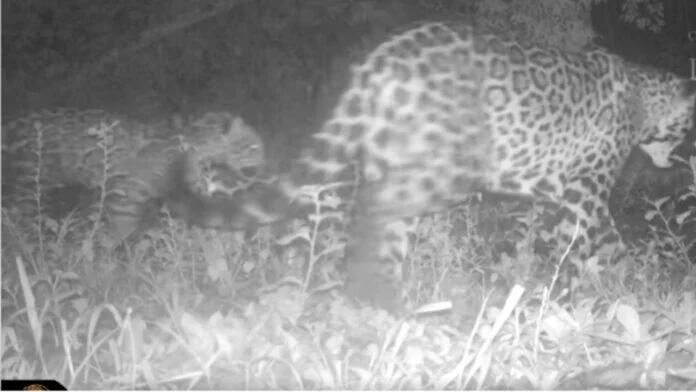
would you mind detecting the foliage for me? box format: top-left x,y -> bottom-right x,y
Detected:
621,0 -> 665,32
475,0 -> 597,49
3,175 -> 695,388
642,156 -> 696,262
3,123 -> 695,388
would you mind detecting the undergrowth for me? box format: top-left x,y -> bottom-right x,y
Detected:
2,150 -> 695,388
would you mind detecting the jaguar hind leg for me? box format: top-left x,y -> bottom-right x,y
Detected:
343,215 -> 420,312
343,178 -> 422,311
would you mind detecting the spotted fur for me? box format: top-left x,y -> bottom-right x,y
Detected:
173,22 -> 696,311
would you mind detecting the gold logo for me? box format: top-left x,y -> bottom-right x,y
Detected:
24,384 -> 48,391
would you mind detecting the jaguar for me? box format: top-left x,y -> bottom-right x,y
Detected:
2,108 -> 264,244
171,21 -> 696,312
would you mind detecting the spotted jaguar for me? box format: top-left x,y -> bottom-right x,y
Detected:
172,21 -> 696,311
2,108 -> 264,244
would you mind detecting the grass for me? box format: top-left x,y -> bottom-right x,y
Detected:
2,146 -> 695,388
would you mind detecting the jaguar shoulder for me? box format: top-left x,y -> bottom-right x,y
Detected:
168,21 -> 696,312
